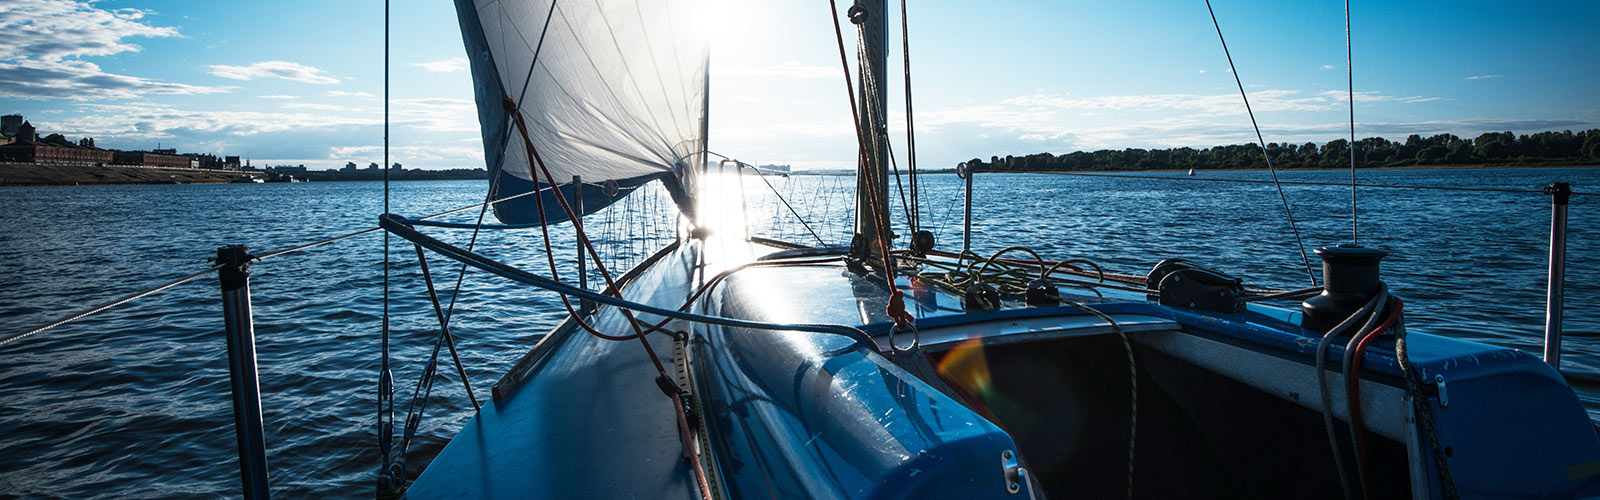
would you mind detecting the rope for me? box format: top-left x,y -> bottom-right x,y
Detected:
1345,297 -> 1403,500
1394,300 -> 1460,499
504,98 -> 713,500
1056,299 -> 1137,499
1204,0 -> 1319,287
828,0 -> 915,331
1313,284 -> 1387,500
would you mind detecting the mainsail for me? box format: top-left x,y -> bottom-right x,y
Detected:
455,0 -> 709,225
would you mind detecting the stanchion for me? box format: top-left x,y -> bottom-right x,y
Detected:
960,162 -> 974,257
217,245 -> 270,499
1543,183 -> 1570,369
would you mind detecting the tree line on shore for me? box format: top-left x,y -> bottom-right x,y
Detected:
963,129 -> 1600,172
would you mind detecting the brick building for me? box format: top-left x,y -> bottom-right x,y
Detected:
0,121 -> 113,166
113,150 -> 193,168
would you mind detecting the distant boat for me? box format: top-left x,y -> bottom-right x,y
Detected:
1188,167 -> 1196,176
229,176 -> 263,184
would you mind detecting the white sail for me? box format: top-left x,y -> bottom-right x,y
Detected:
455,0 -> 708,224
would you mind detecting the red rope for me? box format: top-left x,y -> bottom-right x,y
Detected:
504,99 -> 713,500
827,0 -> 914,331
1346,297 -> 1401,500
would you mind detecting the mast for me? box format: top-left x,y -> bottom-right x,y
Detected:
852,0 -> 891,258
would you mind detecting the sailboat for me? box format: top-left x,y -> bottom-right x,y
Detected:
1188,167 -> 1196,176
377,1 -> 1600,498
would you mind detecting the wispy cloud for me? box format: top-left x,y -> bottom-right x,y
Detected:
1320,65 -> 1335,70
0,0 -> 176,62
412,57 -> 467,73
0,59 -> 228,100
208,61 -> 339,85
258,94 -> 297,99
0,0 -> 228,100
1465,74 -> 1502,80
326,90 -> 375,99
281,102 -> 352,112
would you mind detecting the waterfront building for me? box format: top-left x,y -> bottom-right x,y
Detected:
224,156 -> 241,170
0,121 -> 114,166
1,115 -> 21,138
113,150 -> 192,168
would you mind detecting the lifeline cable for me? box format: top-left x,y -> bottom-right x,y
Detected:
1204,0 -> 1319,287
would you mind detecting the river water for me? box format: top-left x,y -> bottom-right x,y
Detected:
0,167 -> 1595,497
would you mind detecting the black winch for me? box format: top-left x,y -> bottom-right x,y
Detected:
1301,244 -> 1387,333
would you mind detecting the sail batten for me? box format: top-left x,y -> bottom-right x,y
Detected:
456,0 -> 707,225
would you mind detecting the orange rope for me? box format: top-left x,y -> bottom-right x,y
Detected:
827,0 -> 914,331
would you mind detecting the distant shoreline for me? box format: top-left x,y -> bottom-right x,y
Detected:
0,162 -> 488,186
1022,163 -> 1600,175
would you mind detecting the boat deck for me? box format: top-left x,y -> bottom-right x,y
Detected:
409,237 -> 1600,498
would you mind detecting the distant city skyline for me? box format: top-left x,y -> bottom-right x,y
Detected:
1,0 -> 1596,171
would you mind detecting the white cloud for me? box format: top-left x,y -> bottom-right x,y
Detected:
48,102 -> 380,140
208,61 -> 339,85
0,0 -> 176,62
0,1 -> 228,100
327,90 -> 376,99
1465,74 -> 1502,80
413,57 -> 468,73
258,94 -> 297,99
0,59 -> 227,100
281,102 -> 351,112
1320,65 -> 1336,70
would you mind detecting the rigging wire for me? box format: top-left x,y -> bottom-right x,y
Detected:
1345,0 -> 1359,245
1204,0 -> 1319,287
899,0 -> 920,233
503,98 -> 715,500
830,0 -> 915,330
378,0 -> 395,491
737,161 -> 826,246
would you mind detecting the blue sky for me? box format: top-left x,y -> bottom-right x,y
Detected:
2,0 -> 1595,170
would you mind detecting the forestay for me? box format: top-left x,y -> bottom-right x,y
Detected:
455,0 -> 709,225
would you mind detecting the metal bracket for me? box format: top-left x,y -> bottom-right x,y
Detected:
1435,374 -> 1448,408
1001,449 -> 1027,495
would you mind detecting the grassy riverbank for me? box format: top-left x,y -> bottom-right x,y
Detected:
0,163 -> 252,186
